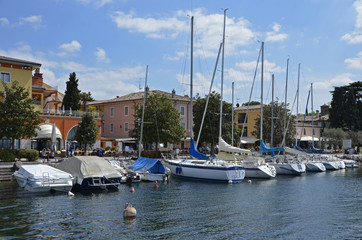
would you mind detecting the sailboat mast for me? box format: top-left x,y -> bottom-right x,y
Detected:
271,73 -> 274,147
232,82 -> 234,146
190,16 -> 194,139
283,58 -> 289,147
311,83 -> 314,148
139,65 -> 148,158
295,63 -> 301,147
219,9 -> 228,140
260,42 -> 264,141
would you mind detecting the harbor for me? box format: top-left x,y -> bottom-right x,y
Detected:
0,164 -> 361,239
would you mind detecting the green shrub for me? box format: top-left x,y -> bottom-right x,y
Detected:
111,147 -> 118,152
25,149 -> 39,161
141,151 -> 169,158
105,146 -> 111,151
0,149 -> 16,162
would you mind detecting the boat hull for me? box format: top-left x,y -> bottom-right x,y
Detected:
306,162 -> 326,172
322,161 -> 340,170
166,160 -> 245,183
13,173 -> 73,193
244,165 -> 276,178
270,163 -> 306,175
72,177 -> 121,191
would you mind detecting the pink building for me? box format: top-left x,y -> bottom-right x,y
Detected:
87,89 -> 191,151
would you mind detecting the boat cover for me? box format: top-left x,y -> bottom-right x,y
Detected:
260,140 -> 284,154
189,138 -> 210,160
56,156 -> 123,179
218,137 -> 251,154
17,164 -> 73,180
128,157 -> 166,174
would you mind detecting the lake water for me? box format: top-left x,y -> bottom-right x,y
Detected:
1,168 -> 361,239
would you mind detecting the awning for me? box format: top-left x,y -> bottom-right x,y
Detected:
35,123 -> 62,139
300,136 -> 319,141
115,138 -> 137,143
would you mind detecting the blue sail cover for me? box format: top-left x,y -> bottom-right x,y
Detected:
260,140 -> 284,154
128,157 -> 166,174
189,138 -> 210,160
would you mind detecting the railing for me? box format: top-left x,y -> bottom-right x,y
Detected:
38,109 -> 102,118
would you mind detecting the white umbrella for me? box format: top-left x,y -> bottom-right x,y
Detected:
51,122 -> 57,152
69,107 -> 72,115
62,105 -> 65,114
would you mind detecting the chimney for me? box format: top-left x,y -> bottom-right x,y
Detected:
172,89 -> 176,98
316,110 -> 320,119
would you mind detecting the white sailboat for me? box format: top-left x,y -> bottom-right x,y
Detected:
164,13 -> 245,183
267,58 -> 306,175
217,43 -> 276,179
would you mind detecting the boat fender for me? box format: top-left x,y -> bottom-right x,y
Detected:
154,181 -> 159,189
68,191 -> 75,197
247,180 -> 252,183
130,186 -> 135,192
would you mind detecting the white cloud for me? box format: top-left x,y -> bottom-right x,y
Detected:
0,17 -> 9,26
95,47 -> 110,63
341,0 -> 362,44
265,23 -> 288,42
111,8 -> 257,59
313,73 -> 353,90
61,61 -> 98,72
76,0 -> 113,8
76,67 -> 143,99
19,15 -> 44,29
111,11 -> 188,39
59,40 -> 82,56
344,51 -> 362,69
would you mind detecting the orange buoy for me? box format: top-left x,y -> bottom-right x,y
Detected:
153,181 -> 159,189
130,186 -> 135,192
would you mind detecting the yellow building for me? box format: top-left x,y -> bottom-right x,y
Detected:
234,104 -> 261,145
0,56 -> 41,101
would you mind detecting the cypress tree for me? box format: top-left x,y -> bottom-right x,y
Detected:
62,72 -> 81,111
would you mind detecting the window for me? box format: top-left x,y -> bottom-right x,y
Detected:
110,107 -> 114,117
110,123 -> 114,132
124,122 -> 129,132
180,106 -> 185,116
125,106 -> 129,116
181,122 -> 185,129
0,72 -> 10,83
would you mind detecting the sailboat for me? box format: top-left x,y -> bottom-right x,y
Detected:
164,13 -> 245,183
216,43 -> 276,179
267,58 -> 306,175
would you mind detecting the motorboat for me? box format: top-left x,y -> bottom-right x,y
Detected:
12,164 -> 73,193
56,156 -> 123,190
128,157 -> 170,182
108,159 -> 141,183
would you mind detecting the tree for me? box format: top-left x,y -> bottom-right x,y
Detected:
193,91 -> 238,153
75,112 -> 98,150
0,81 -> 43,149
322,128 -> 346,149
62,72 -> 81,111
330,81 -> 362,130
132,92 -> 186,151
252,101 -> 296,147
80,91 -> 94,111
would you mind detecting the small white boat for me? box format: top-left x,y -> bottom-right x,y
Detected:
305,162 -> 326,172
267,156 -> 306,175
12,164 -> 73,193
128,157 -> 170,182
343,159 -> 358,168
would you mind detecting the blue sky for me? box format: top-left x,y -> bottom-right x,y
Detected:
1,0 -> 361,114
